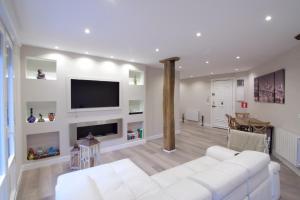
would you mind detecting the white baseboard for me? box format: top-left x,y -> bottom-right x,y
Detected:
15,170 -> 23,200
100,139 -> 146,153
273,152 -> 300,176
146,129 -> 181,141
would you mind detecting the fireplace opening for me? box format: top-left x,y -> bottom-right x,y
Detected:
77,123 -> 118,140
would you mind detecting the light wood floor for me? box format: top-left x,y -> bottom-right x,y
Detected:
17,122 -> 300,200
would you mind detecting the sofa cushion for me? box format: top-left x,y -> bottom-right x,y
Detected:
139,179 -> 212,200
86,159 -> 160,199
225,151 -> 270,177
206,146 -> 238,161
190,162 -> 248,200
56,174 -> 103,200
151,156 -> 219,188
151,165 -> 195,187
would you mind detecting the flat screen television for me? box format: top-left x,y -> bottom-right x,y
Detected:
71,79 -> 120,109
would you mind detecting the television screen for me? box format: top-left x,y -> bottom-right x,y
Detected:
71,79 -> 120,109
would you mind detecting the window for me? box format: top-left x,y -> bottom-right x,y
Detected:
0,29 -> 5,176
0,23 -> 15,176
5,39 -> 14,160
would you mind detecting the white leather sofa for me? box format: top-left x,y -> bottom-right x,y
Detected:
56,146 -> 280,200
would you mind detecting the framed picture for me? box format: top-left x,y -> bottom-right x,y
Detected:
258,72 -> 275,103
254,69 -> 285,104
274,69 -> 285,104
254,77 -> 259,102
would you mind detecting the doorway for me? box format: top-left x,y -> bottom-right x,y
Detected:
211,79 -> 234,128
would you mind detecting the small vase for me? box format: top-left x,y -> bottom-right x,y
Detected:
48,113 -> 55,121
27,108 -> 36,123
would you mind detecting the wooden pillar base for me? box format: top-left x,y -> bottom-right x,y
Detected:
160,57 -> 180,152
163,148 -> 177,153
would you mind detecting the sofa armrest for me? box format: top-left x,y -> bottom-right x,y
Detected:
206,146 -> 238,161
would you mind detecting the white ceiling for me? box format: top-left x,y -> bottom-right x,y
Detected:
11,0 -> 300,78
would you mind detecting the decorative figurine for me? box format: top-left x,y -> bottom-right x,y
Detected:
27,148 -> 35,160
27,108 -> 36,123
37,69 -> 45,79
36,147 -> 44,157
37,113 -> 45,122
48,113 -> 55,121
48,146 -> 59,156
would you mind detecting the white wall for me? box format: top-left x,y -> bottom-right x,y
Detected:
247,44 -> 300,134
145,67 -> 180,138
20,45 -> 150,163
180,72 -> 249,126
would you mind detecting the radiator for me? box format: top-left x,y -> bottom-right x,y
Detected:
275,128 -> 300,167
185,110 -> 199,121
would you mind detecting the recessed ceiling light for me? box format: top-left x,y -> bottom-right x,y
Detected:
235,68 -> 239,71
210,72 -> 214,75
189,75 -> 194,78
236,56 -> 240,59
178,66 -> 182,69
196,32 -> 202,37
85,52 -> 89,54
155,48 -> 159,52
205,61 -> 209,64
265,15 -> 272,22
54,46 -> 59,49
110,56 -> 114,59
84,28 -> 91,34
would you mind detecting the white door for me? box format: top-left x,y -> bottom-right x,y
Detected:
211,79 -> 234,128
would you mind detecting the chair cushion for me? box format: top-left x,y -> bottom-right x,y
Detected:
228,130 -> 266,152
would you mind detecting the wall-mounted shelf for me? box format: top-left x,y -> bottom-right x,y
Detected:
26,101 -> 56,124
129,100 -> 144,115
129,70 -> 144,86
26,57 -> 57,80
26,131 -> 60,161
127,121 -> 144,141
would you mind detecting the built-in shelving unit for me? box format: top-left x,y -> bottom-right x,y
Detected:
26,101 -> 56,123
26,131 -> 60,161
127,121 -> 144,141
26,57 -> 57,80
129,70 -> 144,86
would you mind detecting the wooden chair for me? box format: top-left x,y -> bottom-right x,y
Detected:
225,114 -> 238,130
235,112 -> 250,119
250,122 -> 270,134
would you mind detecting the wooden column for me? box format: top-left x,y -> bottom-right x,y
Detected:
160,57 -> 180,152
